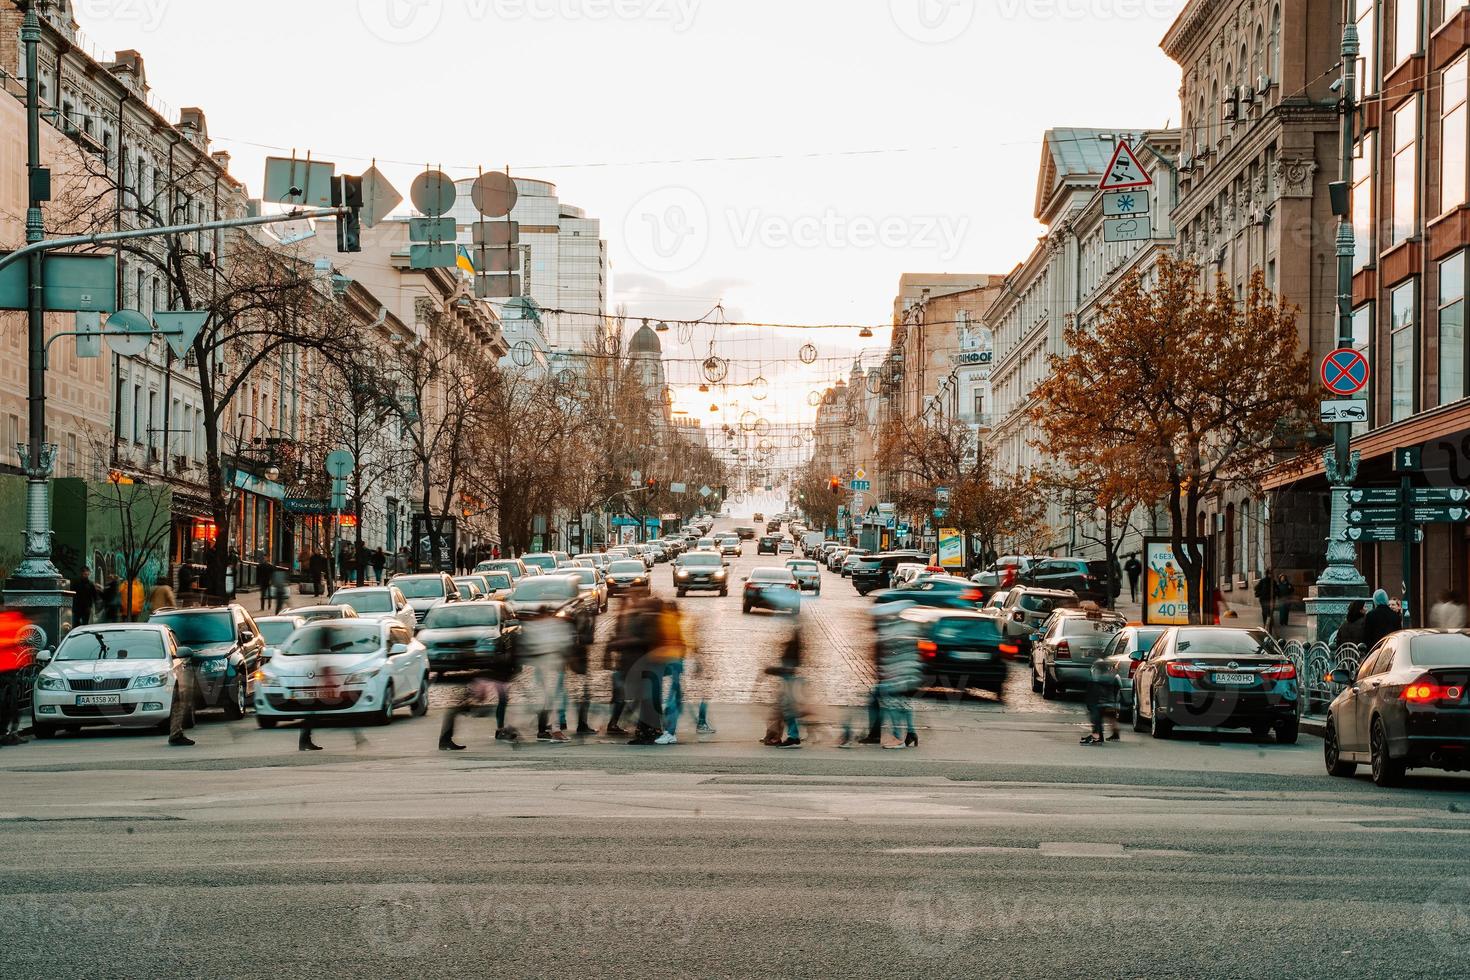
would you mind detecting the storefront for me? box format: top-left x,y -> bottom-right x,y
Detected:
229,468 -> 287,586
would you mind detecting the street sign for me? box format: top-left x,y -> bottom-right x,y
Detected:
470,171 -> 519,218
935,486 -> 951,505
0,252 -> 118,312
878,502 -> 896,513
850,480 -> 871,491
1394,446 -> 1423,472
359,166 -> 402,229
409,170 -> 457,217
1320,398 -> 1368,424
324,450 -> 355,479
1410,505 -> 1470,524
1321,348 -> 1370,396
854,468 -> 867,481
1412,488 -> 1470,505
898,523 -> 910,535
153,310 -> 208,359
1339,525 -> 1402,544
74,311 -> 100,358
1103,217 -> 1151,243
475,273 -> 521,298
1342,488 -> 1402,506
1102,189 -> 1150,216
1346,507 -> 1399,526
263,156 -> 335,208
410,243 -> 457,270
670,482 -> 687,494
631,470 -> 642,485
699,485 -> 712,498
933,507 -> 948,520
102,309 -> 152,357
1098,140 -> 1153,191
408,216 -> 456,242
473,221 -> 520,246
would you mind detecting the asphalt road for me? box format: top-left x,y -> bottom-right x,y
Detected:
5,520 -> 1470,978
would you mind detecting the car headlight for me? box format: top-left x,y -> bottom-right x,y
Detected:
713,570 -> 727,579
344,669 -> 380,686
676,570 -> 690,579
36,673 -> 67,691
132,672 -> 169,690
198,658 -> 228,674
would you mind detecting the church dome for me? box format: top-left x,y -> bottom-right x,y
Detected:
629,321 -> 662,355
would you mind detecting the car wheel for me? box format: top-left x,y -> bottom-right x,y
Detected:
1040,671 -> 1058,701
1274,717 -> 1299,744
32,722 -> 57,739
222,680 -> 247,720
814,588 -> 821,596
374,684 -> 395,727
1030,667 -> 1042,694
1132,700 -> 1149,732
677,589 -> 686,598
720,589 -> 728,597
1249,721 -> 1272,740
1370,717 -> 1404,787
742,603 -> 752,614
1149,699 -> 1173,739
410,676 -> 430,717
1324,719 -> 1355,776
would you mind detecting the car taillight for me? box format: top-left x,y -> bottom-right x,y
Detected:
1259,663 -> 1297,681
917,640 -> 938,659
1128,659 -> 1142,677
1054,640 -> 1071,659
999,643 -> 1019,656
961,590 -> 982,602
1403,676 -> 1463,703
1165,662 -> 1207,679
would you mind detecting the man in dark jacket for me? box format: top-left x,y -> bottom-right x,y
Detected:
1254,573 -> 1277,635
72,567 -> 99,627
1363,589 -> 1401,651
1124,554 -> 1143,603
606,597 -> 659,740
256,556 -> 274,612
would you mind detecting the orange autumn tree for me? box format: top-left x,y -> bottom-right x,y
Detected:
1031,256 -> 1315,622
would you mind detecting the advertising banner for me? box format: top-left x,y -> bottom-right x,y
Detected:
938,528 -> 965,568
1142,537 -> 1205,626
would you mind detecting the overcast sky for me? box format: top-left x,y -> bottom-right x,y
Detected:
76,0 -> 1187,443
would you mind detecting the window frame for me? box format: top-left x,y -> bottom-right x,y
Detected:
1441,53 -> 1468,216
1391,95 -> 1421,247
1391,278 -> 1419,421
1440,250 -> 1466,404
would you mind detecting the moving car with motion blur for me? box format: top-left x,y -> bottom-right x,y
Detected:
149,605 -> 266,719
253,620 -> 430,728
970,555 -> 1045,594
31,624 -> 188,738
785,558 -> 821,594
1028,606 -> 1127,700
606,559 -> 653,597
329,585 -> 417,632
1132,627 -> 1299,743
868,576 -> 984,611
1323,629 -> 1470,786
417,601 -> 520,676
674,550 -> 730,596
1092,625 -> 1167,721
850,551 -> 928,595
735,525 -> 758,541
899,606 -> 1007,695
743,566 -> 801,614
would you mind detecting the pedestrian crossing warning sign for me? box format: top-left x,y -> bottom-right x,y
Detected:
1098,140 -> 1153,191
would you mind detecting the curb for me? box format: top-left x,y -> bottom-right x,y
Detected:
1300,715 -> 1326,738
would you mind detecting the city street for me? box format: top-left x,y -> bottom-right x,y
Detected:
5,523 -> 1470,977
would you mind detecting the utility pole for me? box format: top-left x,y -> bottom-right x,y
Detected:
1309,10 -> 1371,645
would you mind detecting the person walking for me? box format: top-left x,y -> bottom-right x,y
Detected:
1274,573 -> 1296,629
99,574 -> 122,624
1363,589 -> 1400,651
1124,554 -> 1143,604
147,572 -> 176,616
1429,590 -> 1469,630
877,629 -> 921,750
1080,655 -> 1121,745
256,556 -> 274,612
167,647 -> 197,747
455,546 -> 467,577
371,547 -> 386,585
762,628 -> 805,749
1254,572 -> 1277,635
71,567 -> 99,627
1334,601 -> 1368,649
519,610 -> 573,743
337,543 -> 352,589
439,633 -> 521,750
605,596 -> 654,738
0,609 -> 36,747
654,600 -> 689,745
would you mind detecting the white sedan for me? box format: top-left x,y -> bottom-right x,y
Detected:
30,624 -> 185,737
253,620 -> 429,728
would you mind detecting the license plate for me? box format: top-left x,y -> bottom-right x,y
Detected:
953,650 -> 992,661
75,694 -> 121,706
1213,672 -> 1255,685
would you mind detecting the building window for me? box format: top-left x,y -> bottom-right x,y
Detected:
1396,0 -> 1421,65
132,383 -> 143,443
1444,55 -> 1468,214
1357,0 -> 1378,99
1352,302 -> 1374,433
1392,279 -> 1418,421
1392,96 -> 1420,246
1442,251 -> 1466,403
1443,1 -> 1469,26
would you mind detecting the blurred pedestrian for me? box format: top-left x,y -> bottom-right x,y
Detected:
440,639 -> 521,750
653,600 -> 689,745
100,574 -> 122,623
492,544 -> 502,561
1124,554 -> 1142,603
1254,572 -> 1276,635
565,610 -> 596,737
1274,573 -> 1295,628
762,627 -> 804,748
167,645 -> 197,747
148,572 -> 176,615
1363,589 -> 1400,650
519,609 -> 573,743
0,609 -> 35,746
256,555 -> 273,612
1080,655 -> 1121,745
877,627 -> 920,750
371,547 -> 386,585
72,567 -> 98,627
1334,601 -> 1367,649
337,543 -> 352,587
1430,590 -> 1468,630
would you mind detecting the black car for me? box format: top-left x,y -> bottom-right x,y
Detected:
148,605 -> 266,719
674,551 -> 730,596
417,602 -> 520,675
1013,557 -> 1114,604
903,607 -> 1007,694
1324,629 -> 1470,786
757,535 -> 781,556
868,576 -> 984,611
735,526 -> 758,541
507,574 -> 597,645
1132,627 -> 1299,743
851,551 -> 930,595
742,567 -> 801,614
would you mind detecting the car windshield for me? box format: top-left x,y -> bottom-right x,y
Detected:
394,577 -> 446,599
1173,629 -> 1278,656
151,611 -> 233,646
331,590 -> 394,613
566,569 -> 597,586
280,623 -> 383,656
1131,629 -> 1166,653
483,572 -> 512,590
523,555 -> 558,570
1409,634 -> 1470,666
1019,594 -> 1077,614
297,608 -> 349,622
751,569 -> 795,583
852,557 -> 882,568
55,629 -> 167,661
1056,616 -> 1126,648
424,604 -> 500,629
480,561 -> 522,578
788,561 -> 819,571
512,579 -> 577,601
256,621 -> 298,646
680,554 -> 722,567
609,561 -> 646,574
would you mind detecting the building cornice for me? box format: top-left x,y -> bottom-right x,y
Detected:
1161,0 -> 1223,62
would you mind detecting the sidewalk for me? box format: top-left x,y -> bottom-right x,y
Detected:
1109,592 -> 1311,644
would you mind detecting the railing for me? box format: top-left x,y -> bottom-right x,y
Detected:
1281,640 -> 1366,716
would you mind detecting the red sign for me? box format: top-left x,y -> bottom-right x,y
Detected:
1321,348 -> 1370,396
339,514 -> 359,529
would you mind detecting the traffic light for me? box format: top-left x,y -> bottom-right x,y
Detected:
828,476 -> 842,495
647,477 -> 659,493
332,174 -> 363,253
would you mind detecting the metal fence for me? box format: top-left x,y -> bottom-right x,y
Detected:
1281,640 -> 1366,716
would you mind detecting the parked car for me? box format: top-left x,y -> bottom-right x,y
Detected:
785,559 -> 821,594
253,620 -> 429,728
563,566 -> 609,612
418,602 -> 520,676
31,624 -> 187,737
1013,557 -> 1114,604
1028,606 -> 1127,700
743,566 -> 800,614
149,605 -> 266,719
995,587 -> 1082,659
1093,626 -> 1168,721
970,555 -> 1045,593
1132,627 -> 1299,743
254,614 -> 307,666
507,574 -> 597,644
292,605 -> 361,624
901,606 -> 1007,694
391,572 -> 461,629
475,558 -> 529,582
757,535 -> 781,556
674,551 -> 730,596
454,579 -> 485,601
329,585 -> 417,632
1323,629 -> 1470,786
606,559 -> 653,597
